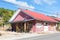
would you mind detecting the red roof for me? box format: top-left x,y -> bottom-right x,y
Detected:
54,18 -> 60,22
9,9 -> 57,23
23,10 -> 57,22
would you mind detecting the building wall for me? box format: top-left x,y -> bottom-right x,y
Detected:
30,21 -> 57,33
30,20 -> 36,32
55,23 -> 60,31
35,21 -> 44,32
48,23 -> 57,31
30,21 -> 44,32
11,20 -> 57,33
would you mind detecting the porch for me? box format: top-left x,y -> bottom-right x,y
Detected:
11,20 -> 35,33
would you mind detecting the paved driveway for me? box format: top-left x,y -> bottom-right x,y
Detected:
17,33 -> 60,40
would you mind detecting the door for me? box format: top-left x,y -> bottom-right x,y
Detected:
20,23 -> 24,32
26,21 -> 33,32
44,26 -> 48,32
44,23 -> 48,32
17,23 -> 24,32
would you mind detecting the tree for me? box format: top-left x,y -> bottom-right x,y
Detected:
0,8 -> 14,25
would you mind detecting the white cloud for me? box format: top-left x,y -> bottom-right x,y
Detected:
34,0 -> 56,5
4,0 -> 35,9
34,0 -> 42,4
43,0 -> 56,5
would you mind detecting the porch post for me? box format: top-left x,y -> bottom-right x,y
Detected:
16,23 -> 18,32
24,22 -> 27,32
16,23 -> 19,32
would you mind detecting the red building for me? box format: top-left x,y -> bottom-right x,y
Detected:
53,18 -> 60,31
9,9 -> 58,33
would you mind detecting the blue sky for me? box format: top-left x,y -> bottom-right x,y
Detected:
0,0 -> 60,17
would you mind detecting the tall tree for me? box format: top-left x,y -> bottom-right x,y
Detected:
0,8 -> 14,25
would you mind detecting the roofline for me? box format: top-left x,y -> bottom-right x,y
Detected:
22,10 -> 57,23
9,9 -> 21,22
22,10 -> 46,22
9,19 -> 34,23
9,9 -> 58,23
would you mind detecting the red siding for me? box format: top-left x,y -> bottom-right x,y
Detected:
14,14 -> 24,22
31,25 -> 36,32
48,23 -> 56,31
30,20 -> 36,32
13,11 -> 33,22
30,21 -> 56,32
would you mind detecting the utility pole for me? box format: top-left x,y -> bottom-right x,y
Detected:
56,12 -> 58,18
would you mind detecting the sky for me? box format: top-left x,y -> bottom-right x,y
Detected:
0,0 -> 60,17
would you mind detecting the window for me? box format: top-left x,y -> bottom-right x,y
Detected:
36,23 -> 43,28
36,23 -> 42,26
44,22 -> 48,26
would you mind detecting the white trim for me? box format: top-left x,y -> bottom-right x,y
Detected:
24,19 -> 34,21
36,23 -> 43,28
9,9 -> 21,22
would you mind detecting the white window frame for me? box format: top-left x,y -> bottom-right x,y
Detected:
36,23 -> 43,28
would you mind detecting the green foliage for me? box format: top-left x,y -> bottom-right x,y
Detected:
0,8 -> 15,24
0,22 -> 3,26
